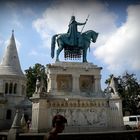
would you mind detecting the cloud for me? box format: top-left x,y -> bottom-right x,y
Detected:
33,0 -> 140,75
12,18 -> 23,29
22,7 -> 37,17
5,1 -> 23,28
28,49 -> 38,56
33,0 -> 117,48
94,4 -> 140,74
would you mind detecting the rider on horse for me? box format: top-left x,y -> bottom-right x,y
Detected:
51,16 -> 98,62
67,16 -> 88,47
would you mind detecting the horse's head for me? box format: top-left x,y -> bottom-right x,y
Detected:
83,30 -> 98,43
91,31 -> 98,43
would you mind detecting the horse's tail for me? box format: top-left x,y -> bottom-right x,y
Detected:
51,34 -> 58,58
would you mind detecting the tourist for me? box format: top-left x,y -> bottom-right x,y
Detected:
27,119 -> 31,131
44,115 -> 67,140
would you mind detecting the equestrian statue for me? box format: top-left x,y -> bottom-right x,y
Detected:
51,16 -> 98,62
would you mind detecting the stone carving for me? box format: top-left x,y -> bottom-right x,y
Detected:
80,75 -> 94,93
57,75 -> 72,92
35,76 -> 46,94
51,108 -> 107,127
108,75 -> 119,96
35,78 -> 41,93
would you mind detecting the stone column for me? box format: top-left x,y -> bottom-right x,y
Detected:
47,74 -> 56,93
108,98 -> 123,129
31,98 -> 48,132
94,75 -> 101,93
72,74 -> 79,93
17,82 -> 21,96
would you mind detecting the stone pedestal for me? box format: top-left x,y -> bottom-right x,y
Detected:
30,96 -> 48,132
46,62 -> 102,96
107,97 -> 124,129
31,62 -> 123,132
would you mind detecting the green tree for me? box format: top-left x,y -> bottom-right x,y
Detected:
118,72 -> 140,115
105,72 -> 140,115
25,63 -> 47,97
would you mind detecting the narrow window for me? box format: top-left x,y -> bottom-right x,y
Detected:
5,83 -> 8,94
14,83 -> 17,94
22,85 -> 25,95
9,83 -> 13,94
6,109 -> 12,120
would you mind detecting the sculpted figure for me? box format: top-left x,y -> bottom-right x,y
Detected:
51,16 -> 98,62
108,75 -> 119,96
67,16 -> 87,46
35,78 -> 41,93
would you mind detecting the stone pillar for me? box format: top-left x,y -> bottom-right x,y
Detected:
108,98 -> 123,129
72,74 -> 79,93
17,82 -> 21,96
47,74 -> 56,93
94,75 -> 101,93
31,98 -> 48,132
0,80 -> 4,93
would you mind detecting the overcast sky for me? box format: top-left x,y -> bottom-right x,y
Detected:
0,0 -> 140,89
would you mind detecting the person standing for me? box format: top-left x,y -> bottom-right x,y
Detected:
44,115 -> 67,140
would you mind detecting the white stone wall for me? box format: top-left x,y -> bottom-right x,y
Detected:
0,76 -> 26,129
107,98 -> 124,129
50,108 -> 107,127
31,97 -> 110,132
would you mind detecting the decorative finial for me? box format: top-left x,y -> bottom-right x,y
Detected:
12,29 -> 14,34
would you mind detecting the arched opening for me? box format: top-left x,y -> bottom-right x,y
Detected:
9,83 -> 13,94
5,83 -> 8,94
6,109 -> 12,120
14,83 -> 17,94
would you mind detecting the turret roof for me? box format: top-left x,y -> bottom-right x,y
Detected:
0,30 -> 24,77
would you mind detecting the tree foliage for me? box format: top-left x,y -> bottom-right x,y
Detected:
105,72 -> 140,115
25,63 -> 47,97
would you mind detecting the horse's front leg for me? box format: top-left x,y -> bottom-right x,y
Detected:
83,48 -> 88,62
56,44 -> 63,62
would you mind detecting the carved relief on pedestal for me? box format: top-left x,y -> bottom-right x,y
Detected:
50,108 -> 107,127
79,75 -> 94,92
57,74 -> 72,92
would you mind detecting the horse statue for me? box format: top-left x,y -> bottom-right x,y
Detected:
51,30 -> 98,62
108,75 -> 119,96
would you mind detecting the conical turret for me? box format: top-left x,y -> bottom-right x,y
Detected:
0,30 -> 24,76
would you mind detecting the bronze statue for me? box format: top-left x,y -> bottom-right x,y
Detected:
51,16 -> 98,62
67,16 -> 87,46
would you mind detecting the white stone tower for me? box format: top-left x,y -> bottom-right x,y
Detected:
0,31 -> 26,129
